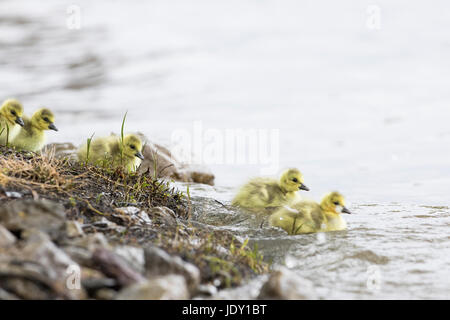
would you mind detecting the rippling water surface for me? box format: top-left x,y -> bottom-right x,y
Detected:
185,183 -> 450,299
1,0 -> 449,299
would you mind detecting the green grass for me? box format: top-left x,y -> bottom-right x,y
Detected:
186,184 -> 192,220
229,237 -> 267,274
6,123 -> 9,147
85,132 -> 95,164
119,111 -> 128,165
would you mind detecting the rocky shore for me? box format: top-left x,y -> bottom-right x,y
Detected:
0,144 -> 316,300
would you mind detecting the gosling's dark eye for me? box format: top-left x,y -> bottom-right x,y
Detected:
333,201 -> 340,205
11,110 -> 16,116
292,178 -> 298,183
130,145 -> 136,150
43,117 -> 50,123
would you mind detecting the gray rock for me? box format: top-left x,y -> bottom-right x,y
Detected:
257,267 -> 317,300
0,199 -> 66,237
144,246 -> 200,293
0,230 -> 86,299
209,275 -> 266,300
116,206 -> 140,215
0,259 -> 58,299
116,275 -> 189,300
114,245 -> 145,274
0,287 -> 20,300
0,273 -> 56,299
90,217 -> 126,232
21,230 -> 85,295
92,248 -> 145,287
62,245 -> 94,267
61,233 -> 113,268
151,206 -> 177,227
75,232 -> 111,251
82,277 -> 117,291
65,220 -> 84,238
0,224 -> 16,247
195,284 -> 218,297
20,230 -> 78,279
115,207 -> 152,226
5,191 -> 22,198
94,288 -> 117,300
79,266 -> 117,298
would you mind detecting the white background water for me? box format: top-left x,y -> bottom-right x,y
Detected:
1,0 -> 449,299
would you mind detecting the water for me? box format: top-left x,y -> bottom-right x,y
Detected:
183,183 -> 450,299
1,0 -> 449,299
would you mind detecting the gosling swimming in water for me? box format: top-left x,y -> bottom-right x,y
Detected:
232,168 -> 309,212
0,98 -> 25,145
269,191 -> 351,234
77,133 -> 144,172
11,108 -> 58,152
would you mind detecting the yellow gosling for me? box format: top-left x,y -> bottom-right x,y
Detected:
11,108 -> 58,152
0,98 -> 25,145
77,133 -> 144,172
269,191 -> 352,234
231,168 -> 309,212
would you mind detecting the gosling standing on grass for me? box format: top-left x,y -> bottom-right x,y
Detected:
77,133 -> 145,172
0,98 -> 25,145
11,108 -> 58,152
269,191 -> 351,234
232,168 -> 309,211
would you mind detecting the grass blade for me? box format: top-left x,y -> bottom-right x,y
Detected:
85,132 -> 95,164
120,111 -> 128,164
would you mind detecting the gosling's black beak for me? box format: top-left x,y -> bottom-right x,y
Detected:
135,151 -> 144,160
15,117 -> 24,126
298,183 -> 309,191
48,123 -> 58,131
299,184 -> 310,191
342,207 -> 352,214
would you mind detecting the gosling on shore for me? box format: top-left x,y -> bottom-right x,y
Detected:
269,191 -> 352,234
11,108 -> 58,152
231,168 -> 309,212
77,133 -> 144,172
0,98 -> 25,145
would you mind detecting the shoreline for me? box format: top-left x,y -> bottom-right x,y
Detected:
0,145 -> 272,299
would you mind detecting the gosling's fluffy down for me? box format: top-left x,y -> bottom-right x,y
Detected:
11,108 -> 58,152
231,168 -> 309,212
77,133 -> 145,172
0,98 -> 25,145
269,191 -> 351,234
